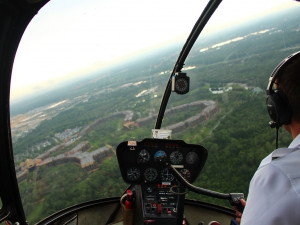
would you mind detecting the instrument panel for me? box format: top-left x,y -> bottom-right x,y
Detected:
116,138 -> 208,185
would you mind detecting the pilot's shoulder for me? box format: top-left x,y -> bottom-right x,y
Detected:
253,149 -> 300,193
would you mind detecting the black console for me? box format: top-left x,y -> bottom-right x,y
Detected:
116,138 -> 208,225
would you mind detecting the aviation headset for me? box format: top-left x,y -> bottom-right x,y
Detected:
266,51 -> 300,128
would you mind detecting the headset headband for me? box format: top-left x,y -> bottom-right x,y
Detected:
267,51 -> 300,94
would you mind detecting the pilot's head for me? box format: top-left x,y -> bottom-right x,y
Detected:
266,51 -> 300,129
276,53 -> 300,123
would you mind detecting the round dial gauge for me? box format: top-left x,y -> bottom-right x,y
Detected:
126,167 -> 141,181
161,168 -> 174,182
144,168 -> 158,182
154,150 -> 167,163
186,152 -> 199,165
180,169 -> 191,180
175,78 -> 189,93
137,149 -> 150,164
170,151 -> 183,165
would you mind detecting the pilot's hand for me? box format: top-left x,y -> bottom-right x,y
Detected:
235,199 -> 246,224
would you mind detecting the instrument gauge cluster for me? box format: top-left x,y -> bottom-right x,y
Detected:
116,138 -> 208,185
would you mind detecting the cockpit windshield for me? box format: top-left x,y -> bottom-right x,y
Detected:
9,0 -> 300,223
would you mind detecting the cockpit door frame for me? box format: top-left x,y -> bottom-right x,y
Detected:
0,0 -> 48,224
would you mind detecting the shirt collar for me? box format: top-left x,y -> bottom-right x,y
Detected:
271,133 -> 300,161
260,133 -> 300,165
288,133 -> 300,148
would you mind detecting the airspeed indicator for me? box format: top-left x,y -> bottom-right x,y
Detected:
137,149 -> 150,164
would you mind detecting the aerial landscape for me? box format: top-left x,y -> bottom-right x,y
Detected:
9,6 -> 300,223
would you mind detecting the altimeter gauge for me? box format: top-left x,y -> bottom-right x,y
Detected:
126,167 -> 141,181
170,151 -> 183,165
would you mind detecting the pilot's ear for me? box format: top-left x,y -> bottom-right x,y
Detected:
274,79 -> 279,89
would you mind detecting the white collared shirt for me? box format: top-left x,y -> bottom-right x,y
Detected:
241,134 -> 300,225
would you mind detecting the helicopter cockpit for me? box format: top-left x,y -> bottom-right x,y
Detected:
1,0 -> 300,225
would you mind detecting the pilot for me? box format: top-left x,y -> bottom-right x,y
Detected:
236,51 -> 300,224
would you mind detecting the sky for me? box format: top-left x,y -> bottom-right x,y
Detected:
10,0 -> 298,101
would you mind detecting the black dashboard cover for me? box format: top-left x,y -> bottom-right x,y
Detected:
116,138 -> 208,185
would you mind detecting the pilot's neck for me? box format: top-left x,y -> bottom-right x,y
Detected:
284,118 -> 300,140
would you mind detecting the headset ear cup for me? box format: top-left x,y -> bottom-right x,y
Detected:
267,94 -> 280,124
266,90 -> 292,126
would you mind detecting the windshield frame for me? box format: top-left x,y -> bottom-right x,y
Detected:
155,0 -> 222,129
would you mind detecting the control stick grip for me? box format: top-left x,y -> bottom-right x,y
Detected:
229,193 -> 245,213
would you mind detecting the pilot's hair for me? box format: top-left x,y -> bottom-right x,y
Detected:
277,56 -> 300,122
